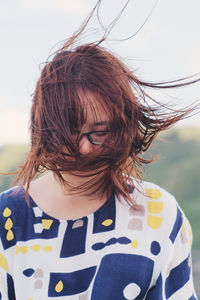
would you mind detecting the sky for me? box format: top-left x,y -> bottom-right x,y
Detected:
0,0 -> 200,146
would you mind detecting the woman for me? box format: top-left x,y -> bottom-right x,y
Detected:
0,2 -> 198,299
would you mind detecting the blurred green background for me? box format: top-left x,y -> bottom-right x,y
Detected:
0,127 -> 200,296
0,127 -> 200,247
145,127 -> 200,249
0,128 -> 200,250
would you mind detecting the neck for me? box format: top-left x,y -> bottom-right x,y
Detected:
28,171 -> 109,220
53,171 -> 106,200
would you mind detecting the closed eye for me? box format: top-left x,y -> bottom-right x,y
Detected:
92,131 -> 110,136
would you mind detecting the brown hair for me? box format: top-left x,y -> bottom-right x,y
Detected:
12,1 -> 199,204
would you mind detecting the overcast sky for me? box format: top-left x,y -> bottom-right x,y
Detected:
0,0 -> 200,146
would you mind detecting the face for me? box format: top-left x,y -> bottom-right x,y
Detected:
77,91 -> 110,155
60,91 -> 111,183
62,90 -> 111,157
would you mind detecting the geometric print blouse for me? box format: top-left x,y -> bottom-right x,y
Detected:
0,180 -> 198,299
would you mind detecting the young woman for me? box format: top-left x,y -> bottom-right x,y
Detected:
0,2 -> 198,299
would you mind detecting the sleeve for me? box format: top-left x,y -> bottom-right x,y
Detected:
145,210 -> 198,300
0,240 -> 16,300
0,191 -> 16,300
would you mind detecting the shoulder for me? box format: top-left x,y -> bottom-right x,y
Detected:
0,186 -> 27,215
130,180 -> 185,242
0,187 -> 28,250
132,179 -> 178,210
128,180 -> 192,264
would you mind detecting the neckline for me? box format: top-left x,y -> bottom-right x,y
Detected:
21,187 -> 115,222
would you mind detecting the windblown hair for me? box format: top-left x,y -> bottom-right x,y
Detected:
14,1 -> 198,204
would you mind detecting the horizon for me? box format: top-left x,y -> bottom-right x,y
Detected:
0,125 -> 199,148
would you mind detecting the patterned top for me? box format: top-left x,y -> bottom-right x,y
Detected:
0,180 -> 197,300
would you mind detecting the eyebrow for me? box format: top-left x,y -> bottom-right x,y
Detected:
89,121 -> 109,127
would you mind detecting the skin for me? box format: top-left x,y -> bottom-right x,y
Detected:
28,91 -> 110,220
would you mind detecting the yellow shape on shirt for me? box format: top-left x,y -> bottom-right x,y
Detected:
6,230 -> 14,241
31,244 -> 41,251
15,246 -> 20,255
147,201 -> 164,214
15,245 -> 28,254
42,246 -> 53,252
3,207 -> 11,217
55,280 -> 64,293
182,219 -> 193,246
188,257 -> 191,268
20,246 -> 28,254
145,188 -> 162,199
131,239 -> 138,248
147,215 -> 163,229
5,218 -> 13,230
0,253 -> 8,272
42,219 -> 53,230
189,229 -> 193,246
101,219 -> 113,226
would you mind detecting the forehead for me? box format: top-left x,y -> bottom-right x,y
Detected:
78,90 -> 110,125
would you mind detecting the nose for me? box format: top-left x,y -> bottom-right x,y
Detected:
79,136 -> 94,155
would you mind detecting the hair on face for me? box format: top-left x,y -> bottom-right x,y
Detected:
14,0 -> 199,205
